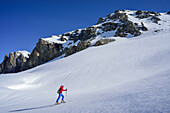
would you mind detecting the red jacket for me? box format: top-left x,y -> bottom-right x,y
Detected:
59,86 -> 66,94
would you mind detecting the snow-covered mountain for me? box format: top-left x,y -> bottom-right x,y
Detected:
0,10 -> 170,113
1,10 -> 170,74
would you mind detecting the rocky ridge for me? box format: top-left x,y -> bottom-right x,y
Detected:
0,10 -> 169,74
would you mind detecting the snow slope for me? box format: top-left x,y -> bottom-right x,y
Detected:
0,28 -> 170,113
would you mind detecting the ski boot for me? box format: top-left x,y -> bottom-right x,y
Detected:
61,100 -> 66,103
55,102 -> 60,105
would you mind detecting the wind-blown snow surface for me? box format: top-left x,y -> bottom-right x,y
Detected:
0,32 -> 170,113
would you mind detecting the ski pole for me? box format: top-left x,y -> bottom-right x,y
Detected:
65,89 -> 67,102
66,89 -> 67,97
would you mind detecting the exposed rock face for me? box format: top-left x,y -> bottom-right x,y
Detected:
1,10 -> 154,74
140,22 -> 148,31
150,16 -> 161,23
167,11 -> 170,14
0,52 -> 29,74
102,22 -> 118,32
97,10 -> 149,37
78,27 -> 97,41
107,11 -> 128,22
0,64 -> 1,73
97,17 -> 106,24
0,55 -> 8,73
64,41 -> 91,56
0,39 -> 91,74
136,10 -> 160,18
94,39 -> 115,46
27,39 -> 62,68
19,54 -> 27,70
135,10 -> 161,23
115,20 -> 141,37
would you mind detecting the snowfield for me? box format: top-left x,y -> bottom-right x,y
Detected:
0,29 -> 170,113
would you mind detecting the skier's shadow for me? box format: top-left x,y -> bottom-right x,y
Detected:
9,104 -> 55,112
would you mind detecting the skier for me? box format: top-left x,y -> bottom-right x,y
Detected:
55,85 -> 67,105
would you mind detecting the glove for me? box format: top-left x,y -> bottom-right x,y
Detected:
66,89 -> 67,91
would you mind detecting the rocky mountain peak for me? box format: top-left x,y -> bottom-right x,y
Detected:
0,51 -> 30,74
1,10 -> 170,74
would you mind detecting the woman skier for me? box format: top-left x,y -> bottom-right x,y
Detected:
55,85 -> 67,105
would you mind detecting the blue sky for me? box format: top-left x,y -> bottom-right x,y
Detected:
0,0 -> 169,62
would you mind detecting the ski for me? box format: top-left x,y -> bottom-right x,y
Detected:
54,101 -> 66,106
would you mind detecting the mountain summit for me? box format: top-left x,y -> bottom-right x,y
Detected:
0,10 -> 170,74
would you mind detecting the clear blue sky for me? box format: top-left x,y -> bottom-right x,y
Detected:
0,0 -> 169,62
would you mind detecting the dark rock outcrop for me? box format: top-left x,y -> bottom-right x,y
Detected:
97,17 -> 107,24
150,16 -> 161,23
136,10 -> 160,19
140,22 -> 148,31
0,39 -> 91,74
64,41 -> 91,56
94,39 -> 115,46
107,10 -> 128,22
135,10 -> 161,24
115,20 -> 141,37
78,27 -> 97,41
102,22 -> 118,32
0,52 -> 29,74
27,38 -> 63,68
100,10 -> 148,37
0,65 -> 1,73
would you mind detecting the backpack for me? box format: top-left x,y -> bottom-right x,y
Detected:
57,88 -> 61,94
